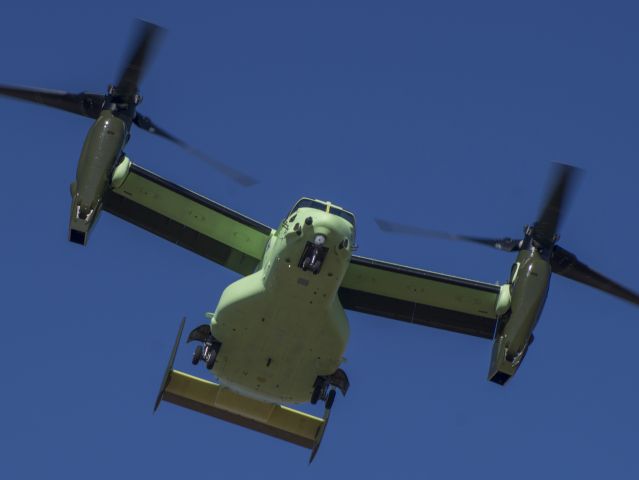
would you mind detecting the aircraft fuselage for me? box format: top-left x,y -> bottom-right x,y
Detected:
209,205 -> 356,403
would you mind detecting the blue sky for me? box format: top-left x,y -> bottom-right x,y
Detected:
2,2 -> 638,478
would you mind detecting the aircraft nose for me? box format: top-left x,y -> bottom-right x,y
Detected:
313,217 -> 351,246
311,225 -> 336,247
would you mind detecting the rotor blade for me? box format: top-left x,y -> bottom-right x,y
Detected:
533,163 -> 580,246
116,20 -> 163,98
375,218 -> 521,252
551,246 -> 639,306
0,85 -> 104,118
133,113 -> 258,187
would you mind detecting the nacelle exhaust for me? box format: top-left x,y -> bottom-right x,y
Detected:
68,188 -> 98,245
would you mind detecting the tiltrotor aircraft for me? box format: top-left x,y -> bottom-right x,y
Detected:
2,21 -> 637,462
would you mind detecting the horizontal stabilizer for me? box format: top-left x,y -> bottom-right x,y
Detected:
157,370 -> 327,456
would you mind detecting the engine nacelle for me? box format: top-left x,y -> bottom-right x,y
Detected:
68,111 -> 128,245
488,250 -> 552,385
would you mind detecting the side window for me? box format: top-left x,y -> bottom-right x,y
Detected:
329,207 -> 356,227
289,199 -> 326,218
288,199 -> 309,218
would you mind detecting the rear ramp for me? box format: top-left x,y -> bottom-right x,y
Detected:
155,318 -> 329,462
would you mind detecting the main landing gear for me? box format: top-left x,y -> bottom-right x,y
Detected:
187,324 -> 222,370
309,370 -> 349,463
311,368 -> 349,410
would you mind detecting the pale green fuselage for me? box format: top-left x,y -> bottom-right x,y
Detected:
209,204 -> 355,404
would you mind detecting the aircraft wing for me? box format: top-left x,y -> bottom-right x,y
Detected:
103,163 -> 273,275
338,255 -> 501,339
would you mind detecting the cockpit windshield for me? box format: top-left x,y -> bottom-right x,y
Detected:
329,206 -> 355,226
290,199 -> 326,215
288,198 -> 356,226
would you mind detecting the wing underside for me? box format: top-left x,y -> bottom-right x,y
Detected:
103,163 -> 272,275
338,256 -> 500,338
103,164 -> 498,337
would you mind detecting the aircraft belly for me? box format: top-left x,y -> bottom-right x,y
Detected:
210,273 -> 349,404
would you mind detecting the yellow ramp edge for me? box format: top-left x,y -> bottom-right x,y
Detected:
162,370 -> 324,450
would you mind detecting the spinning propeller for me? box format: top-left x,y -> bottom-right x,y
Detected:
376,164 -> 639,306
0,20 -> 256,187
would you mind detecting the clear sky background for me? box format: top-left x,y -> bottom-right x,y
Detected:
1,1 -> 638,479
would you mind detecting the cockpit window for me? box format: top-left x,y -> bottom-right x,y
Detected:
329,207 -> 355,226
289,199 -> 326,218
288,198 -> 356,227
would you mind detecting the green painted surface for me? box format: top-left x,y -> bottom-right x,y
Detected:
105,168 -> 512,397
164,370 -> 323,448
488,249 -> 552,382
210,206 -> 354,404
111,155 -> 131,188
341,259 -> 499,318
69,110 -> 128,242
495,284 -> 512,317
111,167 -> 272,262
